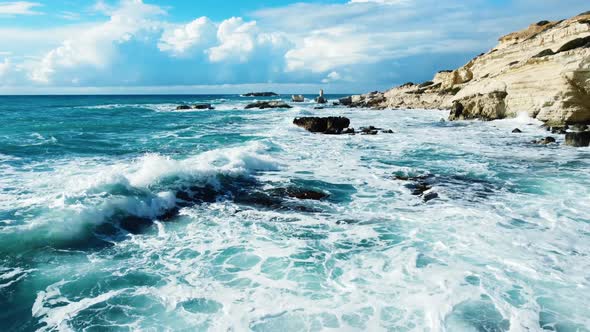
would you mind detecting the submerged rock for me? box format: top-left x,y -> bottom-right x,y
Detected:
512,128 -> 522,133
245,101 -> 292,109
293,116 -> 351,134
176,104 -> 213,110
192,103 -> 213,110
359,126 -> 382,135
565,131 -> 590,147
532,136 -> 557,144
393,174 -> 439,202
278,187 -> 328,200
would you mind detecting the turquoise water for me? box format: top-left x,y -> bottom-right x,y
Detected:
1,95 -> 589,331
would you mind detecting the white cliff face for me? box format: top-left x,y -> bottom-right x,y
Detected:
360,12 -> 590,125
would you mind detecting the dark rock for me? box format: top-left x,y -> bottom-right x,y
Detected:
449,101 -> 464,120
422,191 -> 439,202
293,116 -> 351,134
381,129 -> 394,134
282,188 -> 328,200
565,131 -> 590,147
536,20 -> 551,26
176,105 -> 191,110
577,10 -> 590,17
532,136 -> 556,144
314,106 -> 324,110
245,101 -> 292,109
550,126 -> 568,134
339,96 -> 352,106
242,92 -> 278,97
361,130 -> 378,135
315,96 -> 328,104
332,102 -> 340,106
359,126 -> 381,135
400,82 -> 415,88
192,103 -> 213,110
508,61 -> 519,66
532,49 -> 555,58
512,128 -> 522,133
556,36 -> 590,53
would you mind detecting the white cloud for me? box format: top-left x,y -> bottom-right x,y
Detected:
0,58 -> 10,78
0,0 -> 587,92
207,17 -> 258,63
321,71 -> 342,83
0,1 -> 41,15
158,17 -> 217,56
30,0 -> 165,83
205,17 -> 291,64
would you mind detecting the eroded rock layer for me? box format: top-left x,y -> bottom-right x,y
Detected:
350,12 -> 590,125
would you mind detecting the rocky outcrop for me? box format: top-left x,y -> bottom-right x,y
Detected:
176,104 -> 214,110
245,101 -> 292,109
291,95 -> 305,102
293,117 -> 350,134
565,131 -> 590,146
242,92 -> 278,97
448,91 -> 508,121
348,12 -> 590,126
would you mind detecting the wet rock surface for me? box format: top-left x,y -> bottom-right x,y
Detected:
565,131 -> 590,147
293,117 -> 351,134
245,101 -> 292,109
176,104 -> 214,110
532,136 -> 556,145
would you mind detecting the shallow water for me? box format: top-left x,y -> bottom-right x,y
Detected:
1,95 -> 589,331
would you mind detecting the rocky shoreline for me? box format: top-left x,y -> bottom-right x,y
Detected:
340,11 -> 590,144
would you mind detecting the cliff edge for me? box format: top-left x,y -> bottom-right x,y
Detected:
345,11 -> 590,126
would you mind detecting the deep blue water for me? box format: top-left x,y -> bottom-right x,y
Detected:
0,95 -> 589,331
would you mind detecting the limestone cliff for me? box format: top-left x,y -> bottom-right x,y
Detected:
348,11 -> 590,125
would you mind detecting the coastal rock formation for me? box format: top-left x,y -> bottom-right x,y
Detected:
315,89 -> 328,104
565,131 -> 590,146
291,95 -> 305,102
348,12 -> 590,126
176,104 -> 214,110
293,117 -> 350,134
245,101 -> 292,109
242,92 -> 278,97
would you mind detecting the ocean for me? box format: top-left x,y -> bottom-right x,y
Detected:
0,95 -> 589,331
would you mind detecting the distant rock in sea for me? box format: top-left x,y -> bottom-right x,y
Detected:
293,116 -> 350,134
345,11 -> 590,127
291,95 -> 305,102
242,92 -> 278,97
176,103 -> 214,110
245,101 -> 292,109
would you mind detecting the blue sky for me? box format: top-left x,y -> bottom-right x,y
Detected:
0,0 -> 587,94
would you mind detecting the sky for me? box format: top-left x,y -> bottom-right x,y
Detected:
0,0 -> 587,94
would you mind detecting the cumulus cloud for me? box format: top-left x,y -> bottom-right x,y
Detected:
30,0 -> 164,83
158,17 -> 217,55
0,1 -> 41,16
0,0 -> 587,92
